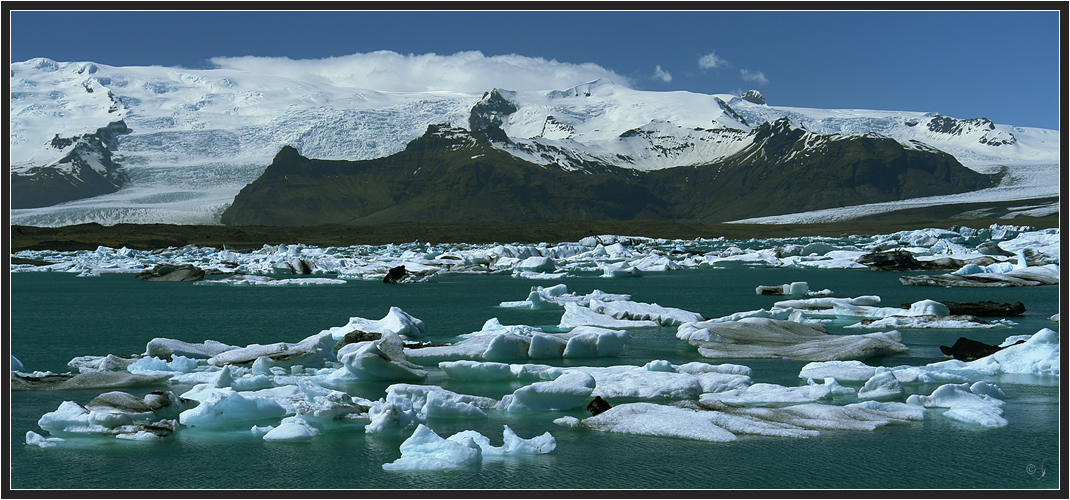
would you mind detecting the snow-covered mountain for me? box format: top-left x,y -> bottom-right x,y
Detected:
9,58 -> 1060,226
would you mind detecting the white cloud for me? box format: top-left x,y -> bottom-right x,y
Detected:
208,50 -> 632,93
740,69 -> 769,85
651,65 -> 672,83
698,51 -> 728,70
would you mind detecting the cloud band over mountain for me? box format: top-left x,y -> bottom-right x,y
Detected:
208,50 -> 633,93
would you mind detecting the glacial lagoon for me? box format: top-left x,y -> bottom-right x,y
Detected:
9,227 -> 1061,490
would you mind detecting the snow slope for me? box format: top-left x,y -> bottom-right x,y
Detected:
9,58 -> 1060,226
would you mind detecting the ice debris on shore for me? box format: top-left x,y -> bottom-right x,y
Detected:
10,225 -> 1059,286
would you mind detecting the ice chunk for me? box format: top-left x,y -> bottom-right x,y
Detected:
382,424 -> 482,471
601,262 -> 643,277
559,302 -> 659,329
37,393 -> 184,439
262,416 -> 323,441
907,381 -> 1007,428
798,361 -> 877,382
11,371 -> 172,391
680,318 -> 907,361
385,384 -> 497,420
700,382 -> 834,405
907,299 -> 950,316
561,326 -> 630,358
326,306 -> 426,340
589,299 -> 704,326
127,355 -> 199,375
497,372 -> 596,412
26,430 -> 64,448
528,333 -> 567,359
332,332 -> 428,382
926,328 -> 1059,377
555,402 -> 737,441
447,425 -> 556,456
145,338 -> 238,360
208,331 -> 336,368
179,389 -> 288,429
857,369 -> 904,400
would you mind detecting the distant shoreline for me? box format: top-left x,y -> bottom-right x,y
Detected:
9,215 -> 1060,252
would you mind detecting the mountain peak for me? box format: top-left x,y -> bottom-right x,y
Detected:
741,90 -> 766,105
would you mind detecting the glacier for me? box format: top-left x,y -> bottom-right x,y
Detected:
9,58 -> 1060,226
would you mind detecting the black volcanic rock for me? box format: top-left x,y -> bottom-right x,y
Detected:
11,120 -> 132,209
221,117 -> 1002,226
587,396 -> 612,416
383,265 -> 407,283
939,337 -> 1025,362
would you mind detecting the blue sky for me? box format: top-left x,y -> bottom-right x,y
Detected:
9,9 -> 1062,129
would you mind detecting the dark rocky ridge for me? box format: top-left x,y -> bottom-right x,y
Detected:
220,119 -> 1001,227
10,120 -> 131,209
11,212 -> 1058,253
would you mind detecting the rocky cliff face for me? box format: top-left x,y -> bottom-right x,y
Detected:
220,119 -> 1002,226
11,120 -> 131,209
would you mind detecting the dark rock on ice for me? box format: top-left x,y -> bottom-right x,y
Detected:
900,267 -> 1059,287
756,285 -> 786,296
859,250 -> 999,272
587,396 -> 612,416
939,337 -> 1026,362
857,249 -> 922,271
383,265 -> 407,284
10,371 -> 171,391
137,263 -> 205,282
286,258 -> 315,274
332,330 -> 383,354
86,390 -> 196,420
900,301 -> 1026,317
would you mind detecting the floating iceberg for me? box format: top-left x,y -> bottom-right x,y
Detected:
554,400 -> 922,442
447,425 -> 556,456
404,324 -> 629,363
331,332 -> 428,382
323,307 -> 426,340
382,424 -> 483,471
677,318 -> 908,361
198,275 -> 346,285
209,332 -> 336,368
497,372 -> 596,412
907,381 -> 1007,428
37,390 -> 192,439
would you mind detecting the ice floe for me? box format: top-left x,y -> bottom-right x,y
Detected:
13,225 -> 1056,284
553,400 -> 923,441
907,381 -> 1008,428
677,318 -> 908,361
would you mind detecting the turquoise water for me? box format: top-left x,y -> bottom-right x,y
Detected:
9,269 -> 1061,490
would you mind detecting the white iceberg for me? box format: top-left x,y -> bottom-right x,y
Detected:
678,318 -> 908,361
382,424 -> 482,471
497,372 -> 596,412
324,306 -> 426,340
907,381 -> 1007,428
856,369 -> 904,400
447,425 -> 556,456
207,332 -> 337,368
331,332 -> 428,382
